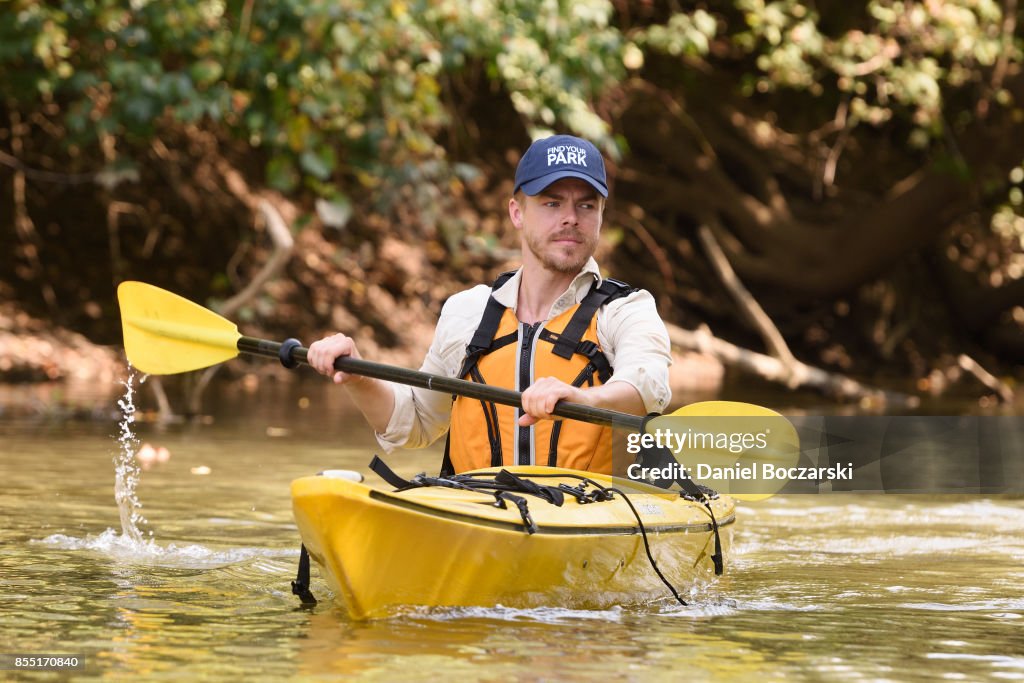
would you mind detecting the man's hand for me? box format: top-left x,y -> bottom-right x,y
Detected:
519,377 -> 588,426
519,377 -> 647,427
307,333 -> 365,385
306,332 -> 396,433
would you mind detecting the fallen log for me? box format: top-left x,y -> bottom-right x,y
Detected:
666,322 -> 919,409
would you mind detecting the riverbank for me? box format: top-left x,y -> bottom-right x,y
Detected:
0,298 -> 122,385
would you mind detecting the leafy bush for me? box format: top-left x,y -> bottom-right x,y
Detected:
1,0 -> 626,203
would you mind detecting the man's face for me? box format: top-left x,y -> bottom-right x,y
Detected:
509,178 -> 604,275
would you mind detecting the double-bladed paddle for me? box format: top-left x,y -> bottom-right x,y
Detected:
116,281 -> 798,499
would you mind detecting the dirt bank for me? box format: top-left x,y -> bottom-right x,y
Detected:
0,292 -> 122,385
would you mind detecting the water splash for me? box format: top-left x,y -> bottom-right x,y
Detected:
114,365 -> 148,542
409,604 -> 625,623
36,530 -> 296,568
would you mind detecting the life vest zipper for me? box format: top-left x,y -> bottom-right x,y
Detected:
516,321 -> 542,465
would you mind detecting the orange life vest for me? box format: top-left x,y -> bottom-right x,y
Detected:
444,273 -> 636,475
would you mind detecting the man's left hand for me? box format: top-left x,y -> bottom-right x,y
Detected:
519,377 -> 588,426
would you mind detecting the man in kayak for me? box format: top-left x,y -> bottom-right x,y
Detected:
307,134 -> 671,474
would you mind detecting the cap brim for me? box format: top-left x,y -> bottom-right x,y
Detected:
518,170 -> 608,197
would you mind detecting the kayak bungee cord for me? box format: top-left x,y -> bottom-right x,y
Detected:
607,486 -> 687,606
472,468 -> 726,588
364,458 -> 711,607
290,460 -> 726,609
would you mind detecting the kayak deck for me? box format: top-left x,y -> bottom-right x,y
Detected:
291,466 -> 735,619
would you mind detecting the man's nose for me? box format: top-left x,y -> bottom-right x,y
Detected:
561,204 -> 578,225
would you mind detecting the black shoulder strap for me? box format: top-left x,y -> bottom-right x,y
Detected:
458,270 -> 517,379
440,434 -> 455,477
551,277 -> 638,360
470,270 -> 516,350
446,271 -> 517,475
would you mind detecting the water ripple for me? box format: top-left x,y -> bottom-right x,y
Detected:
34,529 -> 295,568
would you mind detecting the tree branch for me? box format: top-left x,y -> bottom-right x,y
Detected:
697,223 -> 798,372
958,354 -> 1015,403
187,200 -> 294,415
666,322 -> 917,407
219,200 -> 295,319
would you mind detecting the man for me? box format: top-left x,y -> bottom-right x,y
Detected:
307,134 -> 671,474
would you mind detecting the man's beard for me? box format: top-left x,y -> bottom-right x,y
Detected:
524,229 -> 597,274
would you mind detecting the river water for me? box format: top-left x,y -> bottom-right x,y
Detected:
1,378 -> 1022,681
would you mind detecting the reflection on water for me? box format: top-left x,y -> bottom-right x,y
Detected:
0,380 -> 1022,681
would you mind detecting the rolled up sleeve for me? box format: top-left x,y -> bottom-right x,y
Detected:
375,338 -> 456,452
597,290 -> 672,415
375,286 -> 489,452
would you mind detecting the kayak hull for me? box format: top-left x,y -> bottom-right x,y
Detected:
291,466 -> 735,619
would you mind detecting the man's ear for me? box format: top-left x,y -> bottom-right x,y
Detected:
508,196 -> 524,230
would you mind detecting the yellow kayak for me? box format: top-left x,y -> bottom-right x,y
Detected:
290,465 -> 735,620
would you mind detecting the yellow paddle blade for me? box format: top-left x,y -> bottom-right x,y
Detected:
652,400 -> 800,501
117,281 -> 242,375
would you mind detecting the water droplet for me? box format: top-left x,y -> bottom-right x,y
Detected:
113,364 -> 148,543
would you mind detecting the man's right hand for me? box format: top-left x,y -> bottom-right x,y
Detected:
307,333 -> 365,385
306,333 -> 396,433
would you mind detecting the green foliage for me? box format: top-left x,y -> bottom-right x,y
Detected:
732,0 -> 1016,137
992,163 -> 1024,281
633,9 -> 718,59
1,0 -> 1020,222
0,0 -> 626,200
722,0 -> 1023,239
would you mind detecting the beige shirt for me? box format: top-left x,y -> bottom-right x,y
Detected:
376,258 -> 672,452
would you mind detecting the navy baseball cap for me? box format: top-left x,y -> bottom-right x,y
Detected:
513,134 -> 608,197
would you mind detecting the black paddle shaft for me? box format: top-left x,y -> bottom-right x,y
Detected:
237,336 -> 646,430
